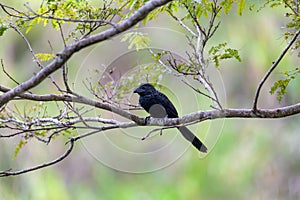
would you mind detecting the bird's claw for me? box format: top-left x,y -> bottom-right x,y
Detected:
144,116 -> 151,125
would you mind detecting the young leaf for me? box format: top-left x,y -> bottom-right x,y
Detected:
121,32 -> 151,51
270,79 -> 291,102
238,0 -> 246,16
35,53 -> 56,62
0,24 -> 8,36
13,140 -> 27,159
209,43 -> 241,67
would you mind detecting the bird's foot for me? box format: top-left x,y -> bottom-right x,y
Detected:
144,116 -> 151,125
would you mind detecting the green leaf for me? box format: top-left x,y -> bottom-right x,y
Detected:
220,0 -> 233,14
34,130 -> 47,137
151,51 -> 168,61
209,43 -> 241,67
26,19 -> 37,34
35,53 -> 56,62
270,78 -> 291,102
0,24 -> 8,36
238,0 -> 246,16
220,48 -> 242,62
13,140 -> 27,159
208,42 -> 227,55
121,32 -> 151,51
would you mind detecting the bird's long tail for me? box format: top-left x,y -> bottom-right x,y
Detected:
177,126 -> 207,153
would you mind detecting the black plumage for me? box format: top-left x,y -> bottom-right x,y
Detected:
134,83 -> 207,152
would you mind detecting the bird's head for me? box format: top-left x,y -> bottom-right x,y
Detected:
133,83 -> 156,96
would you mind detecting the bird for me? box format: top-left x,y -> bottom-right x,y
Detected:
133,83 -> 207,152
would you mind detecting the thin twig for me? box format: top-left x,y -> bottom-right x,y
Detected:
181,79 -> 222,109
183,2 -> 206,37
0,3 -> 29,19
58,23 -> 71,93
167,10 -> 197,37
0,138 -> 75,177
9,23 -> 44,69
1,59 -> 20,85
9,23 -> 63,93
253,29 -> 300,111
284,0 -> 299,16
24,5 -> 118,28
141,126 -> 173,140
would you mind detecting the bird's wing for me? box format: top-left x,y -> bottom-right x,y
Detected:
155,92 -> 178,118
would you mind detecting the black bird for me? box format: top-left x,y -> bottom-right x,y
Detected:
134,83 -> 207,152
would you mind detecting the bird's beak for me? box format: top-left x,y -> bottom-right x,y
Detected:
133,87 -> 140,93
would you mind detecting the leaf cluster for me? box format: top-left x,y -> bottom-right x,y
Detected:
270,68 -> 300,102
259,0 -> 299,57
121,32 -> 151,51
1,0 -> 121,39
208,42 -> 241,67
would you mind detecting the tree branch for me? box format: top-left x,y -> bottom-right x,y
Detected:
0,85 -> 145,124
1,88 -> 300,177
253,29 -> 300,111
143,104 -> 300,127
0,0 -> 299,177
1,84 -> 300,127
0,138 -> 75,177
0,0 -> 173,107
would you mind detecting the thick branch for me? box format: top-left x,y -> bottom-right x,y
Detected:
144,104 -> 300,127
0,85 -> 145,124
0,0 -> 172,107
1,85 -> 299,127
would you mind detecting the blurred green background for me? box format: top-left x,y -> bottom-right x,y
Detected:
1,1 -> 300,199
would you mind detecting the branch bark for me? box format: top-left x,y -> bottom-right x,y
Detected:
144,104 -> 300,127
1,83 -> 300,128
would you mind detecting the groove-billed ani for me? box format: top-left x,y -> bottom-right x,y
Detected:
134,83 -> 207,152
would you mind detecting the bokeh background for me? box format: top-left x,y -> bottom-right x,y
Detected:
1,1 -> 300,199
